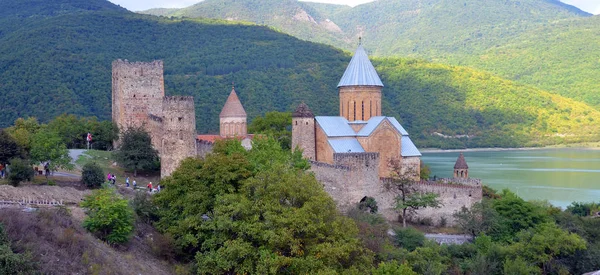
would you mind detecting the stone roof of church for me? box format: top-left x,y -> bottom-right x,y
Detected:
315,116 -> 421,156
454,153 -> 469,169
337,44 -> 384,88
293,102 -> 314,118
219,87 -> 247,118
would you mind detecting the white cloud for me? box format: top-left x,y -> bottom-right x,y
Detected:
108,0 -> 599,14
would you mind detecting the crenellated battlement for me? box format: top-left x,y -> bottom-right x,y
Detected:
310,161 -> 351,171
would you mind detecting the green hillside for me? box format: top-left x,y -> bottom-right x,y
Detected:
2,0 -> 600,148
144,0 -> 600,108
140,0 -> 355,49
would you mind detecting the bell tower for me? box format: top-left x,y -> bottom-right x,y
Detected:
292,102 -> 315,160
338,39 -> 383,122
454,153 -> 469,179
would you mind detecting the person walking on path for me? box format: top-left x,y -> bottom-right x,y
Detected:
111,174 -> 116,185
133,179 -> 137,189
126,177 -> 130,187
107,173 -> 112,183
147,182 -> 153,192
157,184 -> 161,192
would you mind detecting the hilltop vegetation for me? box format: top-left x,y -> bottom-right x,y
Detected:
1,0 -> 600,148
145,0 -> 600,107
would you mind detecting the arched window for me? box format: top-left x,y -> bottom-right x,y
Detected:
361,101 -> 365,120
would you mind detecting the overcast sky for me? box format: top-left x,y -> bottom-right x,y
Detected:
108,0 -> 600,14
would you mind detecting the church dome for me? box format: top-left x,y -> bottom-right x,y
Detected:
293,102 -> 314,118
219,87 -> 247,118
337,43 -> 384,88
454,153 -> 469,169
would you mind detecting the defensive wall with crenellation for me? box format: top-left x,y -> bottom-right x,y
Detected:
112,60 -> 197,178
310,152 -> 482,225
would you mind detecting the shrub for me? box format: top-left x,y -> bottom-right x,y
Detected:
81,162 -> 104,188
0,223 -> 37,274
81,188 -> 134,245
131,192 -> 158,224
394,227 -> 426,251
7,158 -> 34,187
359,196 -> 379,213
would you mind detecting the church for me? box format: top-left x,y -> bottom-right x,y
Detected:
292,43 -> 421,179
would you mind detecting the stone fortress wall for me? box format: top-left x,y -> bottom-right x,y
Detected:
112,60 -> 196,178
311,153 -> 482,225
160,96 -> 197,177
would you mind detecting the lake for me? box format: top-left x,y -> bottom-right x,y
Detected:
421,148 -> 600,208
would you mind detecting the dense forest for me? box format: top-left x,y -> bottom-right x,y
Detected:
2,0 -> 600,148
146,0 -> 600,108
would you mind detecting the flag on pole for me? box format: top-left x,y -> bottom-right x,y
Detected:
87,133 -> 92,142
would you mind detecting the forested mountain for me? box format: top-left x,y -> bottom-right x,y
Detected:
2,0 -> 600,148
143,0 -> 600,108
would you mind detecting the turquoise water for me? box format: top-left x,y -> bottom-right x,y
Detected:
421,148 -> 600,208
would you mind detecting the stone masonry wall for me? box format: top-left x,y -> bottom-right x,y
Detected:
311,152 -> 482,225
160,96 -> 196,177
196,140 -> 214,159
112,60 -> 165,148
292,117 -> 315,161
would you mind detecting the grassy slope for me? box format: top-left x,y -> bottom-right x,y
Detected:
2,0 -> 600,148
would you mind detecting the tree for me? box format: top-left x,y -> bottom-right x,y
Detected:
29,128 -> 73,173
373,261 -> 418,275
5,117 -> 41,154
7,158 -> 34,187
113,127 -> 158,177
248,111 -> 292,150
81,162 -> 104,188
420,160 -> 431,180
195,165 -> 374,274
81,187 -> 134,245
0,130 -> 21,165
386,159 -> 441,227
359,196 -> 379,214
453,200 -> 503,238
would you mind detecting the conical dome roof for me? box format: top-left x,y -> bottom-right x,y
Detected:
337,43 -> 384,88
293,102 -> 314,118
454,153 -> 469,169
219,87 -> 247,118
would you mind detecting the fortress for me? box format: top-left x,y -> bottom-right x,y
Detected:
111,43 -> 482,225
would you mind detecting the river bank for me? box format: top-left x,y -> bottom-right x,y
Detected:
420,141 -> 600,153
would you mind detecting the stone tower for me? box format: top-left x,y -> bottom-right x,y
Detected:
454,153 -> 469,178
292,102 -> 315,160
219,86 -> 247,137
337,42 -> 383,122
112,59 -> 165,147
160,96 -> 196,177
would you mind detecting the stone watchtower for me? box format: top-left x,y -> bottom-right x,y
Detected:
219,86 -> 247,137
292,102 -> 315,160
338,40 -> 383,122
160,96 -> 196,177
112,59 -> 165,148
454,153 -> 469,178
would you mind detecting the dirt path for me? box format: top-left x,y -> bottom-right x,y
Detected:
0,185 -> 89,204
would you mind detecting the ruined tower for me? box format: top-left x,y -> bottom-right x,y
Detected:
112,59 -> 165,148
219,86 -> 247,138
454,153 -> 469,178
160,96 -> 196,177
337,41 -> 383,122
292,102 -> 315,160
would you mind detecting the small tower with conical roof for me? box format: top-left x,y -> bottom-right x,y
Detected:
220,85 -> 247,138
338,39 -> 384,122
454,153 -> 469,179
292,102 -> 315,160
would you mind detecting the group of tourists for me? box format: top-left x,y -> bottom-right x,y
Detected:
106,173 -> 159,193
0,163 -> 6,179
